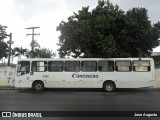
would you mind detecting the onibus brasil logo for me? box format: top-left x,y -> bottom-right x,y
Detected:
1,112 -> 42,118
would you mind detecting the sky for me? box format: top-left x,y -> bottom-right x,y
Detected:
0,0 -> 160,60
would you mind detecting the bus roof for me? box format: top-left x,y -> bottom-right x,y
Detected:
17,58 -> 154,61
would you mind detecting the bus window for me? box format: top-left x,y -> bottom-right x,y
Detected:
116,61 -> 131,72
48,61 -> 63,72
31,61 -> 47,72
17,61 -> 30,75
65,61 -> 80,72
98,61 -> 114,72
81,61 -> 97,72
133,60 -> 150,72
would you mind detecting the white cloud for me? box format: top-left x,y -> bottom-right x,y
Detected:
13,0 -> 66,20
111,0 -> 160,23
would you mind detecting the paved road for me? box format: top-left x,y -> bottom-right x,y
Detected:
0,88 -> 160,120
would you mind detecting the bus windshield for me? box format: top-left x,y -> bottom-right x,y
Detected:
17,61 -> 30,76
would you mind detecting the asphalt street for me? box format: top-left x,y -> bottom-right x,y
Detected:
0,88 -> 160,120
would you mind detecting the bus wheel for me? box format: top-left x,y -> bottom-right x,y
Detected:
103,81 -> 116,92
33,81 -> 44,92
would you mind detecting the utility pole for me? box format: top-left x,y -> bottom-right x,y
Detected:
25,27 -> 40,58
6,33 -> 13,66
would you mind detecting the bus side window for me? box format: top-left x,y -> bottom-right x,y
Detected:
115,61 -> 131,72
65,61 -> 80,72
98,61 -> 114,72
31,61 -> 47,72
133,60 -> 150,72
48,61 -> 63,72
81,61 -> 97,72
32,66 -> 36,72
31,62 -> 37,72
98,66 -> 102,71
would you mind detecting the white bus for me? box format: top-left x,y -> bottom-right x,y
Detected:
14,58 -> 155,92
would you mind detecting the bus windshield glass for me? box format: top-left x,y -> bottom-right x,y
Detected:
17,61 -> 30,76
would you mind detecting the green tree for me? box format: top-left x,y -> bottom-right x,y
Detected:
0,41 -> 8,59
30,48 -> 56,58
124,8 -> 160,57
57,0 -> 160,58
0,25 -> 8,60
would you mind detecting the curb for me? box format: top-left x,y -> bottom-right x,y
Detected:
0,86 -> 15,90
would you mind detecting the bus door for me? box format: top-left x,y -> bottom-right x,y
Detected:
16,61 -> 30,87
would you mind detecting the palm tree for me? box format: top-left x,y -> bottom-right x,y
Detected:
13,47 -> 29,59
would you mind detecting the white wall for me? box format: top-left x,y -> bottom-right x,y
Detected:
155,68 -> 160,88
0,66 -> 15,86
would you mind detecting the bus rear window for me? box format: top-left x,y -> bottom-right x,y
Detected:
133,60 -> 150,72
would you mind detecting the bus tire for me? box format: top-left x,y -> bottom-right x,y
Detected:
103,81 -> 116,92
33,81 -> 44,92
